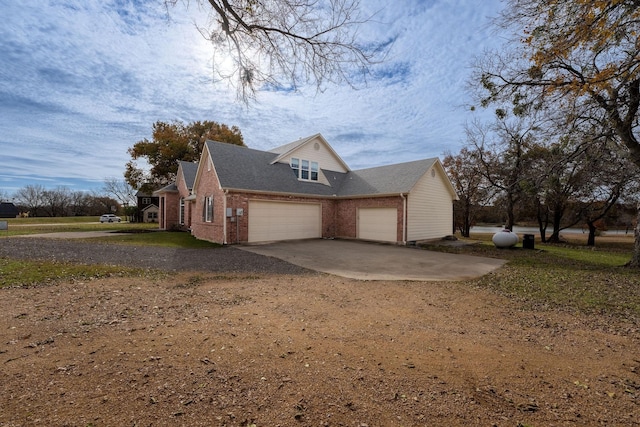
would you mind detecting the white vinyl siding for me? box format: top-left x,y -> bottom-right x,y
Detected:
277,136 -> 348,186
287,141 -> 346,172
248,201 -> 321,243
407,167 -> 454,241
358,208 -> 397,242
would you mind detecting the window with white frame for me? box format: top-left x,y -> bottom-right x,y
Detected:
202,196 -> 213,222
179,197 -> 185,224
290,158 -> 319,181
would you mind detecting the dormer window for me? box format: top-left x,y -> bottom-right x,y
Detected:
291,158 -> 319,181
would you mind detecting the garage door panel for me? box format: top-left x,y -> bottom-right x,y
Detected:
249,201 -> 321,243
358,208 -> 397,242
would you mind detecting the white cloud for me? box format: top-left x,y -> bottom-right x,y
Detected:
0,0 -> 503,194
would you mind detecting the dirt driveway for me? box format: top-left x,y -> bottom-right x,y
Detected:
1,240 -> 639,426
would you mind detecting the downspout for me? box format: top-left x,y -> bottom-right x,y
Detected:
223,189 -> 228,245
400,193 -> 407,245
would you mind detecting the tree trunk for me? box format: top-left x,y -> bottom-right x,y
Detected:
505,195 -> 515,231
586,221 -> 596,246
548,207 -> 563,243
462,200 -> 472,238
627,204 -> 640,268
538,224 -> 547,243
536,200 -> 548,243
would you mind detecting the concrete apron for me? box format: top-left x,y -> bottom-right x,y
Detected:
237,239 -> 507,281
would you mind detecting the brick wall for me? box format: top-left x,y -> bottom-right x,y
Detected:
190,161 -> 226,244
161,192 -> 180,230
223,192 -> 338,243
221,192 -> 403,244
334,196 -> 404,241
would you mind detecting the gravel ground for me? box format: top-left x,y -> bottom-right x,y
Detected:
1,237 -> 639,426
0,237 -> 313,275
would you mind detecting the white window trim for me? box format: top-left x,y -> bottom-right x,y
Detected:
205,196 -> 213,222
291,157 -> 319,182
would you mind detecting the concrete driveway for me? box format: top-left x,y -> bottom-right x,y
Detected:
238,239 -> 506,281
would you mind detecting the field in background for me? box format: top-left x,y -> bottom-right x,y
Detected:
0,216 -> 158,236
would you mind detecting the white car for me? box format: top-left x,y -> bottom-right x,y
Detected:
100,214 -> 121,223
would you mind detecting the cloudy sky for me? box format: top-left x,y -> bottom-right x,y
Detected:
0,0 -> 504,195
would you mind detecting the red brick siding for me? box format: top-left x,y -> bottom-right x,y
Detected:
223,192 -> 339,243
335,196 -> 404,241
220,192 -> 403,244
161,192 -> 180,230
190,164 -> 226,244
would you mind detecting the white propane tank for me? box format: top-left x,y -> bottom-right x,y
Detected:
492,229 -> 519,248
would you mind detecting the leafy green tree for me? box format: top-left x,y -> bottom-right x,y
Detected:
476,0 -> 640,266
125,120 -> 244,193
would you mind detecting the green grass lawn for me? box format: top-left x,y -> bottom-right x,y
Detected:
0,258 -> 152,288
421,233 -> 639,321
1,216 -> 158,236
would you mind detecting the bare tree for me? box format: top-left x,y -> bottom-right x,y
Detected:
103,178 -> 137,208
14,184 -> 46,217
41,186 -> 72,217
167,0 -> 384,102
443,147 -> 488,237
465,114 -> 541,231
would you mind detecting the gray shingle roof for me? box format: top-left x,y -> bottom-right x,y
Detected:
337,159 -> 437,196
178,160 -> 198,190
154,183 -> 178,194
206,140 -> 438,197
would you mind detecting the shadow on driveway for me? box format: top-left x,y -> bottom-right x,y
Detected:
238,239 -> 506,281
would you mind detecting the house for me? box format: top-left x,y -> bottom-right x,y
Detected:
135,191 -> 159,223
154,134 -> 458,244
0,202 -> 19,218
154,161 -> 198,230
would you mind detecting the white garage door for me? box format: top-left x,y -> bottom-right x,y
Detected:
358,207 -> 397,242
249,201 -> 322,243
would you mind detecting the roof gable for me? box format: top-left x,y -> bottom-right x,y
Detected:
269,133 -> 350,173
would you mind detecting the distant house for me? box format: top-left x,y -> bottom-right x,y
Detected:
135,191 -> 159,223
154,133 -> 458,245
0,202 -> 19,218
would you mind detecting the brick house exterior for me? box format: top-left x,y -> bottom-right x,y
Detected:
154,161 -> 198,230
155,134 -> 458,245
